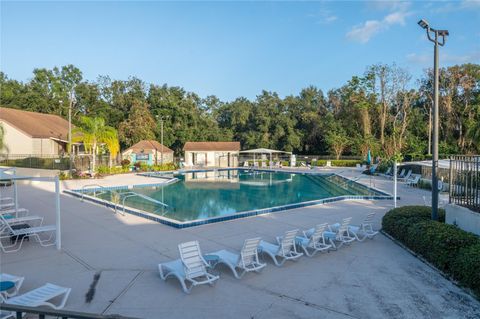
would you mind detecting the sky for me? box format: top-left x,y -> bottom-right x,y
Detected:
1,1 -> 480,101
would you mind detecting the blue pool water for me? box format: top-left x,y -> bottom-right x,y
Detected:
85,169 -> 385,223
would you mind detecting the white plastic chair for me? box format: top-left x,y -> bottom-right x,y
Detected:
259,230 -> 303,266
347,213 -> 379,242
3,283 -> 71,310
158,241 -> 219,294
0,213 -> 43,234
297,223 -> 332,257
325,218 -> 356,249
405,174 -> 421,187
206,237 -> 266,279
0,222 -> 56,253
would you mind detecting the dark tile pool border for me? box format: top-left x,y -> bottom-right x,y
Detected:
64,169 -> 395,229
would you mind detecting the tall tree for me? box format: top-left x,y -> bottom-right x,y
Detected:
118,100 -> 156,147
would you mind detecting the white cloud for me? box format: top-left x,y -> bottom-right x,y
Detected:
346,7 -> 412,43
309,7 -> 338,25
384,11 -> 409,25
346,20 -> 383,44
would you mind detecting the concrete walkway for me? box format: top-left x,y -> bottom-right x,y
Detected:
1,169 -> 478,318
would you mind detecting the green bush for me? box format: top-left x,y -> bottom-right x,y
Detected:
382,206 -> 479,298
451,243 -> 480,297
404,221 -> 478,273
150,163 -> 177,171
95,165 -> 130,176
314,159 -> 362,167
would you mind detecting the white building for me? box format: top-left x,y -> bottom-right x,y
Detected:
183,142 -> 240,168
122,140 -> 174,165
0,107 -> 71,156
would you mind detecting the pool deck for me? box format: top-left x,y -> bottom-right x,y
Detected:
1,167 -> 479,318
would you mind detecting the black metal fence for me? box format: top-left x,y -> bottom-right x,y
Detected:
0,304 -> 139,319
449,155 -> 480,213
0,154 -> 120,171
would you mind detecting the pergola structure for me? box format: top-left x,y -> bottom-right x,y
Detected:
239,148 -> 292,166
0,167 -> 61,250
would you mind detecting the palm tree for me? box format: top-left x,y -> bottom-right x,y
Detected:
73,116 -> 119,173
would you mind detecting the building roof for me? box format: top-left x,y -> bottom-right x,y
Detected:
183,141 -> 241,152
123,140 -> 173,154
0,107 -> 70,142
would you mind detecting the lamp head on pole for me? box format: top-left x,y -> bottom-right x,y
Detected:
418,19 -> 429,30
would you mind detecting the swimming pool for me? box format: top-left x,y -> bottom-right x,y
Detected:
67,169 -> 392,228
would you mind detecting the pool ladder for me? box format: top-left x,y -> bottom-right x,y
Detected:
114,192 -> 169,216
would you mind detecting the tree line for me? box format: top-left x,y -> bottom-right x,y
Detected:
1,63 -> 479,158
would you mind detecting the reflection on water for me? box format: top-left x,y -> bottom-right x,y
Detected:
92,170 -> 382,222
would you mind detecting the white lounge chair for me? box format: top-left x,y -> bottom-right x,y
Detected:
398,169 -> 412,181
206,237 -> 266,279
2,283 -> 71,310
243,161 -> 249,167
379,167 -> 392,178
0,273 -> 24,298
158,241 -> 219,294
405,174 -> 421,187
0,222 -> 56,253
0,208 -> 29,218
0,203 -> 14,211
325,218 -> 356,249
0,213 -> 43,234
347,213 -> 379,242
259,230 -> 303,266
297,223 -> 332,257
397,168 -> 406,178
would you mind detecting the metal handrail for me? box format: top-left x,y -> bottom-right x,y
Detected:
80,184 -> 121,211
115,191 -> 168,215
0,304 -> 140,319
80,184 -> 108,201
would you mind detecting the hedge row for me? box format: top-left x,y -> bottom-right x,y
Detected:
382,206 -> 480,298
313,159 -> 363,167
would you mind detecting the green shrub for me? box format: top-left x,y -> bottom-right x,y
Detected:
96,165 -> 110,174
150,163 -> 177,171
314,159 -> 362,167
382,205 -> 479,298
451,243 -> 480,297
404,221 -> 478,273
121,159 -> 131,168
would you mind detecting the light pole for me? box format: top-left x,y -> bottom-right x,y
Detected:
68,90 -> 76,177
418,19 -> 449,221
156,115 -> 169,166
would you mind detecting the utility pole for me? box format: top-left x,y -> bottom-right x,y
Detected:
68,90 -> 75,177
160,118 -> 164,166
418,19 -> 449,221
